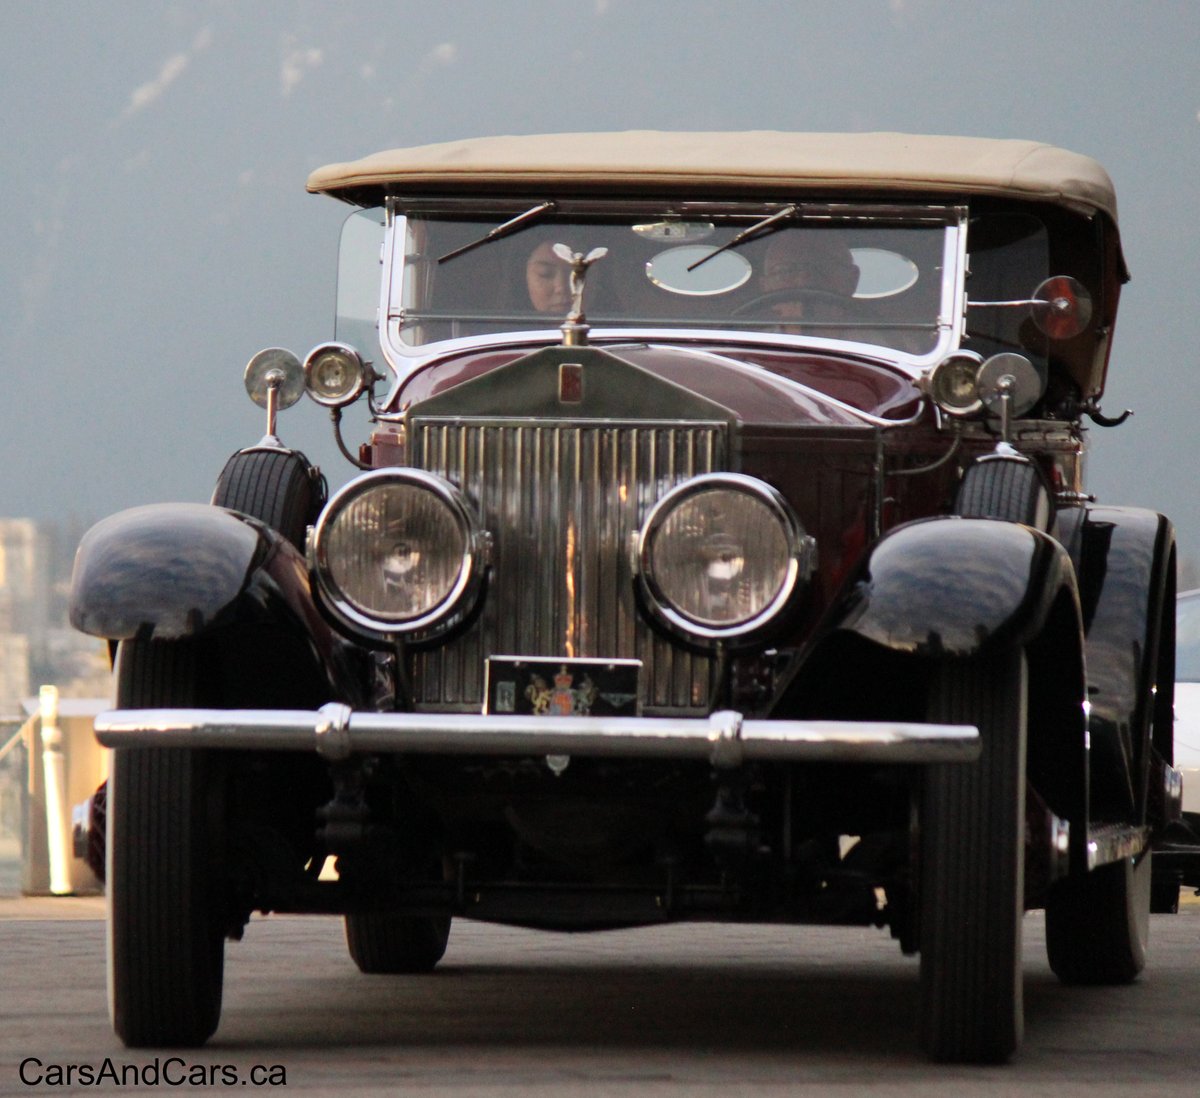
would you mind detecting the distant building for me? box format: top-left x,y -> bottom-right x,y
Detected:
0,634 -> 30,716
0,518 -> 109,714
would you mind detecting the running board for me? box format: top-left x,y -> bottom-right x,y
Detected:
1086,823 -> 1150,871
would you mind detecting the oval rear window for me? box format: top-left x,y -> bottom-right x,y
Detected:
646,245 -> 753,296
850,248 -> 920,299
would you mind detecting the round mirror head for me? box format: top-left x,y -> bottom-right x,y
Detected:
1031,275 -> 1093,340
646,245 -> 753,296
976,353 -> 1045,419
244,348 -> 304,410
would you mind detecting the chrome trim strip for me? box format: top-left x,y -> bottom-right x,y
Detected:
94,707 -> 980,766
313,702 -> 353,761
1085,823 -> 1151,870
379,325 -> 945,398
390,196 -> 966,221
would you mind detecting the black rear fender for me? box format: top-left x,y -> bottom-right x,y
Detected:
1072,505 -> 1176,821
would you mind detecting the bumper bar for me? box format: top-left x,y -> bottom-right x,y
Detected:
94,705 -> 979,768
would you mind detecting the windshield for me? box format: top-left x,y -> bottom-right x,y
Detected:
387,205 -> 958,358
336,207 -> 386,355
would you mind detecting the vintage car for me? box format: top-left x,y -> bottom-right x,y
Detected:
1176,591 -> 1200,812
1150,590 -> 1200,910
71,132 -> 1180,1063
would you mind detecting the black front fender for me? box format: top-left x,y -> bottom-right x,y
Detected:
835,516 -> 1078,658
71,503 -> 274,640
70,502 -> 360,706
772,516 -> 1088,835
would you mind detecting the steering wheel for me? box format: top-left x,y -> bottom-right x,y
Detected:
732,288 -> 851,317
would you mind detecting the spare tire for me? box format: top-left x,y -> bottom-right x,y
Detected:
955,454 -> 1053,530
212,447 -> 325,550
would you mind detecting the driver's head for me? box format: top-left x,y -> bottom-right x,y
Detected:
761,231 -> 860,297
525,241 -> 573,315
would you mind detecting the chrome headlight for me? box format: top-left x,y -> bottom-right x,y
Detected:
304,342 -> 370,407
636,473 -> 815,642
924,351 -> 984,417
312,469 -> 487,640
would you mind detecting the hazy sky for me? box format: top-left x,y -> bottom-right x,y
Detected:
3,0 -> 1199,570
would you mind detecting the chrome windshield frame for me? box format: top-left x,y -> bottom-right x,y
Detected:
374,197 -> 968,398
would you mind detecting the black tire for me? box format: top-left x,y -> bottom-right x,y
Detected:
1150,869 -> 1180,916
108,639 -> 227,1047
955,456 -> 1052,529
212,448 -> 323,550
1045,853 -> 1150,984
345,911 -> 451,974
919,650 -> 1026,1063
84,779 -> 107,883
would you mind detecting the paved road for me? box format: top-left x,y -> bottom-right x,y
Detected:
2,895 -> 1200,1096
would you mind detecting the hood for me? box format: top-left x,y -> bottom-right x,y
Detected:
394,342 -> 922,428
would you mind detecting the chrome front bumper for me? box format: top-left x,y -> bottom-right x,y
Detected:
94,705 -> 979,769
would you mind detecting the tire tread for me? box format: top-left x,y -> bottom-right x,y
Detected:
109,640 -> 224,1047
956,458 -> 1049,527
919,652 -> 1026,1062
345,911 -> 451,974
212,449 -> 320,549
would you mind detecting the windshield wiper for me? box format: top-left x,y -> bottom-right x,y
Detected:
686,204 -> 798,272
437,201 -> 557,264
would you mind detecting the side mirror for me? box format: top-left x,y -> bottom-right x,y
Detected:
244,347 -> 304,442
1029,276 -> 1092,340
966,275 -> 1093,340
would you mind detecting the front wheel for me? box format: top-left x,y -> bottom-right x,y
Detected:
919,650 -> 1027,1063
108,639 -> 228,1047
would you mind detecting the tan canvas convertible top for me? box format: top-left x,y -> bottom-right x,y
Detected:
307,131 -> 1118,223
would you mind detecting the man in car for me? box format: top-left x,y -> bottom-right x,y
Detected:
759,230 -> 860,331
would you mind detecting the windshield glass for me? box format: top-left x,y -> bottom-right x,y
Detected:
962,212 -> 1051,370
336,207 -> 385,354
390,207 -> 955,357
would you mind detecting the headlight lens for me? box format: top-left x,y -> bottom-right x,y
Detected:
304,342 -> 369,407
926,351 -> 984,416
637,474 -> 814,641
312,469 -> 485,638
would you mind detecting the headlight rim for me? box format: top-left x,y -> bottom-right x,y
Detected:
311,467 -> 486,641
635,472 -> 814,643
303,341 -> 370,408
925,350 -> 985,418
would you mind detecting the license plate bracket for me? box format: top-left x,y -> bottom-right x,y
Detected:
484,657 -> 641,716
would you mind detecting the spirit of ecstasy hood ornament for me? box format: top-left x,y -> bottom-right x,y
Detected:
552,243 -> 608,346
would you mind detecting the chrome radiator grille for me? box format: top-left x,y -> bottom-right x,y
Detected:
409,417 -> 727,713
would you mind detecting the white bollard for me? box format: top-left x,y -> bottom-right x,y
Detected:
38,685 -> 73,895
